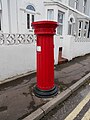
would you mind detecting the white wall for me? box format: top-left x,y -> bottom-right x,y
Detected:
62,0 -> 69,5
9,0 -> 18,33
0,43 -> 36,81
0,35 -> 62,81
1,0 -> 9,32
62,35 -> 90,60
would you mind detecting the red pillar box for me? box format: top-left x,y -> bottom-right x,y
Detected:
32,21 -> 58,98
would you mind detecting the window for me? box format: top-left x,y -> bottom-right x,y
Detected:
27,14 -> 30,29
87,21 -> 90,38
26,5 -> 35,11
68,18 -> 75,35
75,0 -> 79,9
68,24 -> 72,35
83,21 -> 88,38
77,19 -> 89,38
57,11 -> 64,35
26,5 -> 35,30
47,9 -> 54,20
0,10 -> 2,31
27,14 -> 34,29
0,20 -> 1,31
83,0 -> 87,13
78,21 -> 83,37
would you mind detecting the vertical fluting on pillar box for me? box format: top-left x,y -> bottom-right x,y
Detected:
32,21 -> 58,98
37,35 -> 54,90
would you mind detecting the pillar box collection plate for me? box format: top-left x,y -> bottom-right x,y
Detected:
32,21 -> 58,98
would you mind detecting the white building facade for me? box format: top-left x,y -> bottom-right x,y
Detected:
0,0 -> 90,82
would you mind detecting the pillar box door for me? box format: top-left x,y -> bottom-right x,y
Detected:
32,21 -> 58,98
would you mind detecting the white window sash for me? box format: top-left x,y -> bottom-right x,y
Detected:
57,11 -> 64,35
47,9 -> 54,20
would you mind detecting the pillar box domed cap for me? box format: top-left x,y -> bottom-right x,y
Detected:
32,21 -> 58,35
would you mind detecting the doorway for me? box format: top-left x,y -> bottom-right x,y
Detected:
58,47 -> 68,64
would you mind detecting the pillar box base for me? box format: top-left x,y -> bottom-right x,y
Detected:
33,85 -> 58,98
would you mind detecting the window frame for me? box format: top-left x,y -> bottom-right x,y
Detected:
74,0 -> 79,9
83,0 -> 87,13
26,5 -> 35,30
26,5 -> 35,11
77,19 -> 89,38
83,21 -> 89,38
78,21 -> 83,38
87,21 -> 90,38
27,13 -> 34,30
47,9 -> 54,20
0,10 -> 2,31
68,17 -> 75,36
57,10 -> 64,36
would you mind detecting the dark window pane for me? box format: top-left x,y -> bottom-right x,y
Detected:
79,22 -> 81,28
68,24 -> 72,35
84,22 -> 88,29
31,15 -> 34,29
32,15 -> 34,22
78,30 -> 81,36
87,21 -> 90,38
27,14 -> 30,29
0,20 -> 1,30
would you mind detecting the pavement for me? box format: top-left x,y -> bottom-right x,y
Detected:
0,54 -> 90,120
